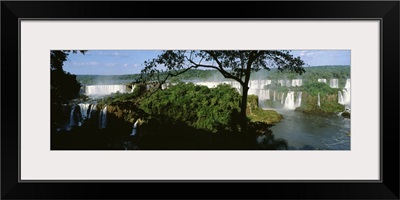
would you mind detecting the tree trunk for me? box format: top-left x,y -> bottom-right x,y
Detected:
240,84 -> 249,133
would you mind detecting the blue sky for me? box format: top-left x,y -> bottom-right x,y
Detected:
62,50 -> 350,75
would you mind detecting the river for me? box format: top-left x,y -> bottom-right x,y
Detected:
269,109 -> 350,150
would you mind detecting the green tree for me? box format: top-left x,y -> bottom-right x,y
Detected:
51,50 -> 86,102
140,50 -> 305,132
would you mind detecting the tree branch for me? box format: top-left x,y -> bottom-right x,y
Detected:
186,59 -> 244,84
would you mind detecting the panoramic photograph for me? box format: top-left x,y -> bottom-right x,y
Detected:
51,50 -> 351,150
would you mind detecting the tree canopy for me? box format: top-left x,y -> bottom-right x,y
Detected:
51,50 -> 86,102
141,50 -> 306,131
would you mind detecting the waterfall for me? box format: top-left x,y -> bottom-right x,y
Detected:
98,106 -> 107,129
67,103 -> 109,130
131,120 -> 139,136
317,93 -> 321,107
68,105 -> 78,129
281,93 -> 285,104
99,106 -> 107,129
329,79 -> 339,88
338,91 -> 344,105
278,80 -> 285,86
78,103 -> 91,121
258,89 -> 270,108
295,92 -> 302,107
284,91 -> 295,110
292,79 -> 303,87
131,84 -> 136,92
318,79 -> 327,83
273,90 -> 276,101
249,80 -> 272,89
84,85 -> 128,96
343,79 -> 351,108
88,104 -> 97,120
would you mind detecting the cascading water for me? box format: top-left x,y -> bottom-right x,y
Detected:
284,91 -> 302,110
337,79 -> 350,109
273,90 -> 276,101
284,91 -> 295,110
84,85 -> 128,96
257,89 -> 270,108
343,79 -> 351,108
249,79 -> 271,89
98,106 -> 108,129
88,104 -> 97,120
67,103 -> 109,130
278,80 -> 285,87
338,91 -> 344,105
317,93 -> 321,107
295,92 -> 302,107
329,79 -> 339,88
68,105 -> 79,129
131,120 -> 139,136
281,93 -> 284,104
78,103 -> 91,121
318,79 -> 327,83
292,79 -> 303,87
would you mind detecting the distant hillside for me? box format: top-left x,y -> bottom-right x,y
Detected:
77,65 -> 350,85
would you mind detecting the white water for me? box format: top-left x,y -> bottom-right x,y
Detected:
99,106 -> 107,129
295,92 -> 302,107
318,79 -> 327,83
131,120 -> 139,136
78,103 -> 91,121
281,93 -> 284,104
343,79 -> 351,108
329,79 -> 339,88
273,90 -> 276,101
292,79 -> 303,87
68,105 -> 79,129
284,91 -> 295,110
278,80 -> 285,86
84,85 -> 129,96
317,93 -> 321,107
284,91 -> 302,110
337,79 -> 350,109
67,104 -> 108,130
338,91 -> 344,105
249,80 -> 272,89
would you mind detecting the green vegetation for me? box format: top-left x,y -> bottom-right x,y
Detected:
246,95 -> 283,124
140,82 -> 241,133
295,82 -> 344,114
248,109 -> 283,124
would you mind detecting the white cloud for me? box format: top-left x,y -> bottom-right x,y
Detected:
71,61 -> 99,66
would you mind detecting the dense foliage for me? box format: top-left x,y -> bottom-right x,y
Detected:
295,82 -> 344,113
140,83 -> 241,133
51,50 -> 85,102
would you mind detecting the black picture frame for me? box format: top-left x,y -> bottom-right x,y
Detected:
2,1 -> 399,199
